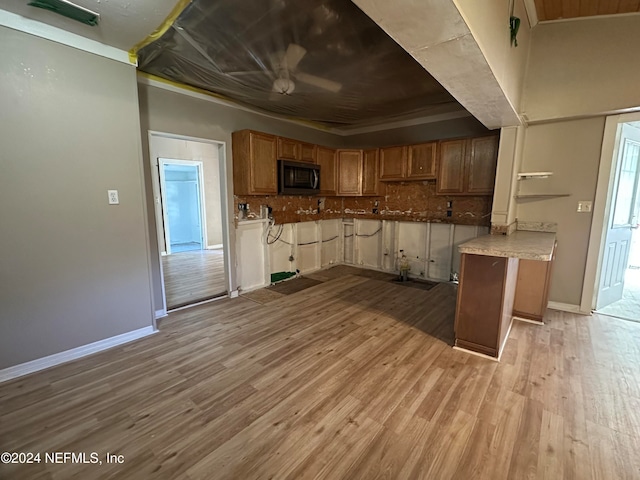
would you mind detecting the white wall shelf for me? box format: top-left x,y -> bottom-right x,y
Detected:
514,193 -> 571,200
517,171 -> 554,180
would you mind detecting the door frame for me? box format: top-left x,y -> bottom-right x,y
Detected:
148,131 -> 232,315
158,158 -> 207,255
581,112 -> 640,313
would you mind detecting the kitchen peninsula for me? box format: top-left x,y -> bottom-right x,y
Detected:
454,231 -> 557,359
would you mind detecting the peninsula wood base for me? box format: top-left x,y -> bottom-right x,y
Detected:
454,253 -> 519,358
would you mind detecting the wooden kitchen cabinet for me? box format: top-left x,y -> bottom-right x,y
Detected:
316,146 -> 337,195
337,150 -> 362,195
455,253 -> 519,358
277,137 -> 316,163
380,143 -> 437,181
299,142 -> 316,162
362,149 -> 382,195
379,146 -> 407,180
467,136 -> 499,194
437,139 -> 467,194
232,130 -> 277,195
407,142 -> 437,179
513,241 -> 557,323
437,135 -> 498,195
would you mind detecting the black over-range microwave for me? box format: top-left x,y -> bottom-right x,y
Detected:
278,160 -> 320,195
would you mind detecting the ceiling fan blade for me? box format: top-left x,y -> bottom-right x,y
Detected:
295,72 -> 342,93
284,43 -> 307,71
224,70 -> 265,76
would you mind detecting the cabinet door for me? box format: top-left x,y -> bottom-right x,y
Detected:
362,149 -> 380,195
337,150 -> 362,196
437,139 -> 466,194
316,146 -> 337,195
379,146 -> 407,180
299,142 -> 316,163
277,137 -> 299,160
467,135 -> 498,194
250,132 -> 277,194
407,142 -> 437,179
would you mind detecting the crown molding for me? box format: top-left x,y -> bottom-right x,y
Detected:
137,73 -> 473,137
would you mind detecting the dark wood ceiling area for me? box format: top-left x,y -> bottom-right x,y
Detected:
534,0 -> 640,21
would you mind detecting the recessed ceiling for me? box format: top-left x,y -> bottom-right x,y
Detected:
0,0 -> 178,51
136,0 -> 464,129
534,0 -> 640,21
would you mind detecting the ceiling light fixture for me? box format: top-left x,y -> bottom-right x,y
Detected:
272,77 -> 295,95
28,0 -> 100,26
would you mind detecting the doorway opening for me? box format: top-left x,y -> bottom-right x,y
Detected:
159,160 -> 205,254
595,121 -> 640,322
149,132 -> 230,312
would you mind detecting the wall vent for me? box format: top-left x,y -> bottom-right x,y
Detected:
28,0 -> 100,26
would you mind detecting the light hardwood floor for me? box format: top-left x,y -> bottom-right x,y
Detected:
1,272 -> 640,479
162,249 -> 227,309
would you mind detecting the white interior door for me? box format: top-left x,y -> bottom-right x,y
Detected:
597,125 -> 640,308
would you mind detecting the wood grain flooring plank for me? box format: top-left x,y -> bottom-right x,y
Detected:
3,267 -> 640,480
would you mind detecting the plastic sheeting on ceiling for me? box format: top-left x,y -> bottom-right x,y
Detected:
137,0 -> 461,129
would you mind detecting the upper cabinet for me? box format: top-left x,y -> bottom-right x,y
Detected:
379,142 -> 437,181
379,146 -> 407,180
337,150 -> 362,196
277,136 -> 316,163
437,139 -> 466,194
233,130 -> 277,195
316,146 -> 337,196
407,142 -> 437,179
362,149 -> 382,196
336,149 -> 382,196
232,129 -> 498,197
436,135 -> 498,196
467,136 -> 499,194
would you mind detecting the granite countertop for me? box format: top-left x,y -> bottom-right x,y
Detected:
458,231 -> 556,261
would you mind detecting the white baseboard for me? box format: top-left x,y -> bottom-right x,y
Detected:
548,301 -> 587,314
513,315 -> 544,325
207,244 -> 224,250
237,283 -> 269,294
0,326 -> 157,384
155,309 -> 168,319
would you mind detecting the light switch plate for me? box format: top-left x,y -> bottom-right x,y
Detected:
577,200 -> 592,213
108,190 -> 119,205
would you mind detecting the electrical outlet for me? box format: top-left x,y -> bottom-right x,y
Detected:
577,201 -> 593,213
108,190 -> 119,205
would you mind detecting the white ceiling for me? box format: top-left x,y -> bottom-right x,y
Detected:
0,0 -> 178,51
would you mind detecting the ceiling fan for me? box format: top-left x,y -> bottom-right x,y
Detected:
268,43 -> 343,96
171,25 -> 342,97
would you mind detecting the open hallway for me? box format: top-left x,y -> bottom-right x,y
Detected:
162,249 -> 226,310
1,270 -> 639,479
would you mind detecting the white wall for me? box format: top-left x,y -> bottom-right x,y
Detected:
517,117 -> 605,305
0,27 -> 154,369
524,15 -> 640,122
